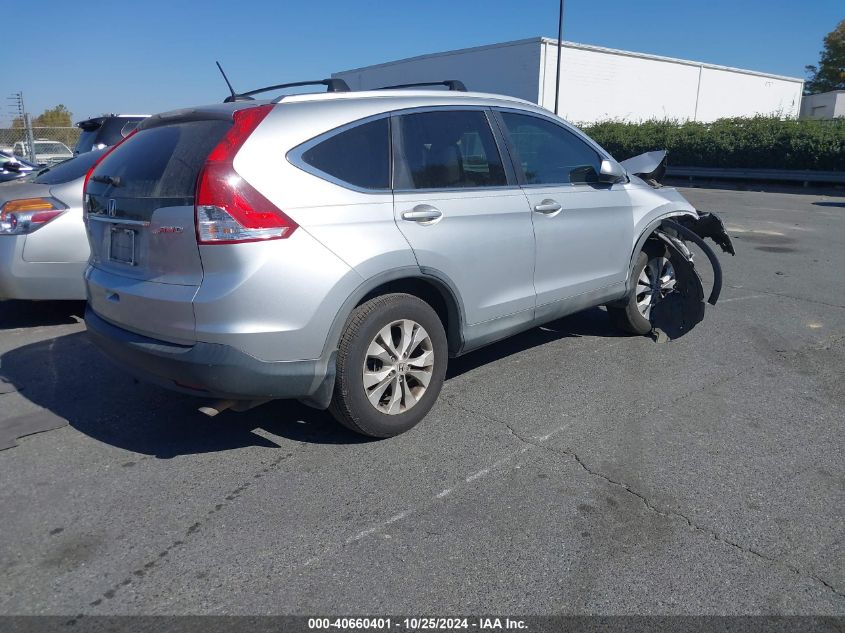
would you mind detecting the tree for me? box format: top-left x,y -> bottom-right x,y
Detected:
805,18 -> 845,94
33,104 -> 72,127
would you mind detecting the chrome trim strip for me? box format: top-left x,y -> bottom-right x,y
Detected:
87,215 -> 151,227
392,185 -> 521,194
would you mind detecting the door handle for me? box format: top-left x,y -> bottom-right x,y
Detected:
533,200 -> 562,214
402,205 -> 442,223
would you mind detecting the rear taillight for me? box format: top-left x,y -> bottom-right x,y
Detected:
195,104 -> 297,244
0,197 -> 67,235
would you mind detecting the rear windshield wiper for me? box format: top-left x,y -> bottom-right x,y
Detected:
91,174 -> 122,187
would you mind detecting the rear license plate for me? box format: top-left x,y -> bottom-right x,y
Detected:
109,227 -> 136,265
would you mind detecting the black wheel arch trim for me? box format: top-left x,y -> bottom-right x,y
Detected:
625,212 -> 696,295
321,266 -> 467,364
623,210 -> 734,304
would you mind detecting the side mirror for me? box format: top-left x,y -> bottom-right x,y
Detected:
598,159 -> 627,184
2,161 -> 21,173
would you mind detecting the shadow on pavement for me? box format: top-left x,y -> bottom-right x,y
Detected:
0,300 -> 86,330
448,307 -> 624,378
1,307 -> 624,456
0,330 -> 366,457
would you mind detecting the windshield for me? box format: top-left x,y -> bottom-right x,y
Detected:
32,149 -> 105,184
35,142 -> 71,154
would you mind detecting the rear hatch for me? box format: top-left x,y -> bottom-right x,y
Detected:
85,117 -> 232,342
74,118 -> 105,154
75,117 -> 146,154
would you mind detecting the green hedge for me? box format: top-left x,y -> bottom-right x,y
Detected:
580,116 -> 845,172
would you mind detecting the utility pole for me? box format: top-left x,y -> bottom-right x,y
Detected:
7,92 -> 24,124
554,0 -> 564,115
7,92 -> 36,162
24,113 -> 37,163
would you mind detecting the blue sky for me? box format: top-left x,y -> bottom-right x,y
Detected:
3,0 -> 842,125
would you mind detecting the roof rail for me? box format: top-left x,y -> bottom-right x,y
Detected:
376,80 -> 467,92
223,78 -> 351,102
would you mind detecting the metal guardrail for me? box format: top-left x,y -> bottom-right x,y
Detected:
667,166 -> 845,185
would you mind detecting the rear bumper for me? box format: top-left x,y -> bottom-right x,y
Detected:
0,236 -> 86,300
85,307 -> 335,403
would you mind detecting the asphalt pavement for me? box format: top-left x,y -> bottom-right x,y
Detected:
0,186 -> 843,615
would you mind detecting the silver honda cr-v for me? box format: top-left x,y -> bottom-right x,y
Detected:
83,81 -> 733,437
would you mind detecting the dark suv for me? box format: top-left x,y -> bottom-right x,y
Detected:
74,114 -> 148,155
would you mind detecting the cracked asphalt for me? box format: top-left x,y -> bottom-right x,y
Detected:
0,186 -> 843,615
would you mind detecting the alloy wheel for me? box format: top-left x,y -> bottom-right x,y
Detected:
362,319 -> 434,415
636,256 -> 676,319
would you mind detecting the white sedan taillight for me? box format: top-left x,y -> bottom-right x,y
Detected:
0,198 -> 67,235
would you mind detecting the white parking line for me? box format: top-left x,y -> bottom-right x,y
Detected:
719,294 -> 766,303
465,468 -> 490,483
345,509 -> 414,544
329,418 -> 576,559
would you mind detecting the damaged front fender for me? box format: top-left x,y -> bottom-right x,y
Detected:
637,210 -> 736,340
674,211 -> 736,256
658,210 -> 735,305
622,159 -> 735,338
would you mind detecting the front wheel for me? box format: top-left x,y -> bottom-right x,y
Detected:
329,293 -> 448,438
608,249 -> 676,335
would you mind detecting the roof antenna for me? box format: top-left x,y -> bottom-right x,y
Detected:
216,61 -> 238,101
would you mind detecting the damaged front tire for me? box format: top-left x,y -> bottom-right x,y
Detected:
607,251 -> 657,335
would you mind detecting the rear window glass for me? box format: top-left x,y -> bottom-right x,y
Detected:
33,149 -> 105,184
74,129 -> 99,154
87,120 -> 231,199
300,118 -> 389,190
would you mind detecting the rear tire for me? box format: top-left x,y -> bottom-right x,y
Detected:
329,293 -> 448,438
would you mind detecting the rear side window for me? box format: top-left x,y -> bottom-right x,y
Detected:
500,112 -> 601,185
299,118 -> 389,190
87,120 -> 230,199
120,119 -> 142,137
394,110 -> 506,190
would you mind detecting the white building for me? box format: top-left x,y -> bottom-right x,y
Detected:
800,90 -> 845,119
334,37 -> 804,124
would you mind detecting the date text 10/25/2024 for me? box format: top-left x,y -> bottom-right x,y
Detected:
307,618 -> 528,630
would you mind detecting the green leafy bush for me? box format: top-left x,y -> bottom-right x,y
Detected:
580,116 -> 845,171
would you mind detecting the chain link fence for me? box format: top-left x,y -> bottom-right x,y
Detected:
0,127 -> 81,163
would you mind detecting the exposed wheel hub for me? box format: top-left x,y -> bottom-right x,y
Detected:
636,256 -> 676,319
362,319 -> 434,415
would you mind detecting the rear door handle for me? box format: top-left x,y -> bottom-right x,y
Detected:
533,200 -> 562,214
401,205 -> 442,223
